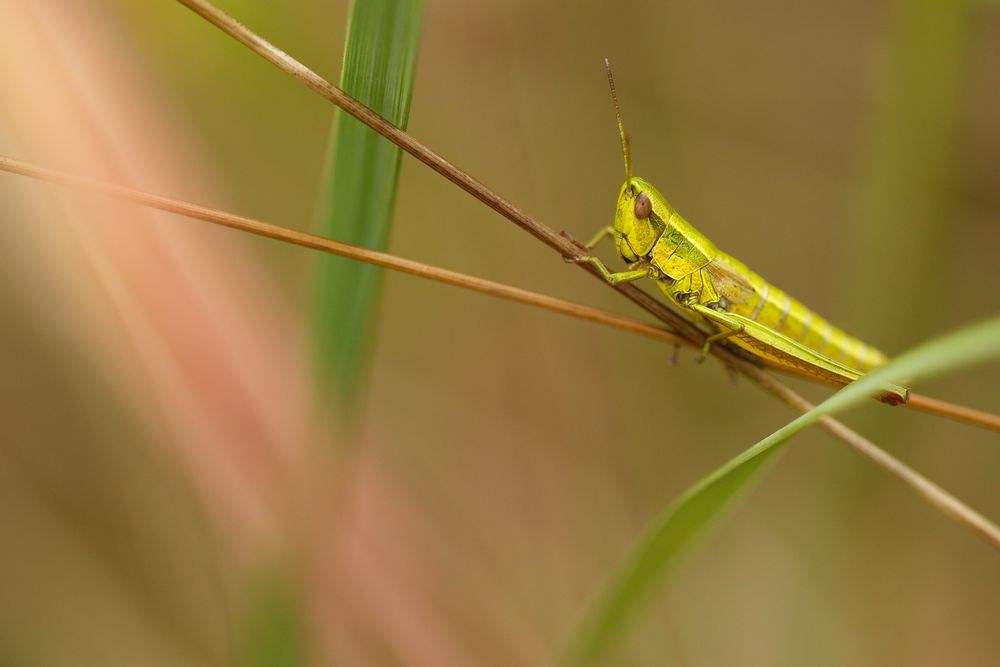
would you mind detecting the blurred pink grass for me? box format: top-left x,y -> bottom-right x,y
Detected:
0,0 -> 310,544
0,2 -> 491,663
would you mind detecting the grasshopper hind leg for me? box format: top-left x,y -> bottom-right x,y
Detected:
686,297 -> 909,405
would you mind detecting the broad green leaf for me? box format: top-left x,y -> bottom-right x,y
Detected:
566,315 -> 1000,666
311,0 -> 422,417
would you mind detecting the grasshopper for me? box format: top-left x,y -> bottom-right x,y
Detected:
574,63 -> 909,405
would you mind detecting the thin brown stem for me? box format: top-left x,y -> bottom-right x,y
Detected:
746,378 -> 1000,549
162,2 -> 818,376
821,416 -> 1000,550
0,155 -> 685,349
176,0 -> 1000,413
0,154 -> 992,434
906,393 -> 1000,431
773,364 -> 1000,431
173,0 -> 714,349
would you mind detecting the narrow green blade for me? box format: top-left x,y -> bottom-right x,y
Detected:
566,315 -> 1000,665
846,0 -> 972,340
311,0 -> 422,416
236,567 -> 305,667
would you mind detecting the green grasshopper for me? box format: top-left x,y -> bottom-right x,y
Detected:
574,63 -> 909,405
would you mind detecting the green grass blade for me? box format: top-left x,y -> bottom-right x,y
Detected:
566,315 -> 1000,666
236,567 -> 305,667
846,0 -> 972,341
311,0 -> 422,417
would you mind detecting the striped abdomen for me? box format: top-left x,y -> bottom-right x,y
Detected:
707,252 -> 887,373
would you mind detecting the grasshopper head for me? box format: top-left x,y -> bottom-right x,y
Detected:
603,62 -> 670,264
613,177 -> 669,263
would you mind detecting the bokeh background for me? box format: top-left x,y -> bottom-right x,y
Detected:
1,1 -> 998,665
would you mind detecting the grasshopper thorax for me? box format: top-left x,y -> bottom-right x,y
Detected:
613,177 -> 671,263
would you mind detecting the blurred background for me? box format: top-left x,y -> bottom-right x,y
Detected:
0,0 -> 998,665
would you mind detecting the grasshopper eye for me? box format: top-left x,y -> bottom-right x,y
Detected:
634,192 -> 652,219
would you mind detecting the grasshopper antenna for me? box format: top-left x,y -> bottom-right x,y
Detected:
604,58 -> 631,184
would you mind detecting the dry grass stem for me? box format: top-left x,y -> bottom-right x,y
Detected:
0,155 -> 687,344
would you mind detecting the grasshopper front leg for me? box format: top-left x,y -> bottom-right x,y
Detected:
567,226 -> 649,285
570,255 -> 648,285
582,225 -> 615,250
